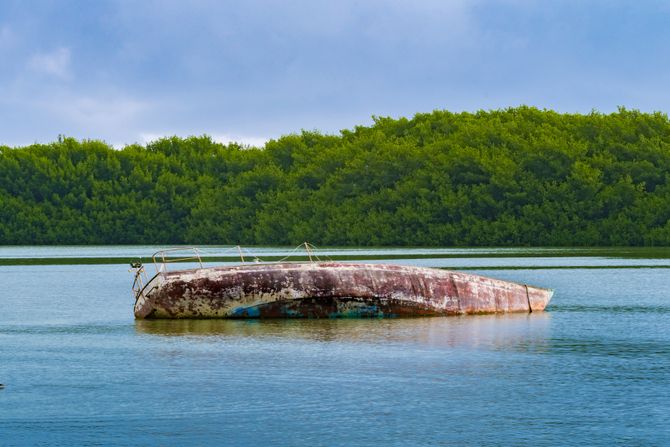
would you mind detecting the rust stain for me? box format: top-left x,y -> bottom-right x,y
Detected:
134,263 -> 553,319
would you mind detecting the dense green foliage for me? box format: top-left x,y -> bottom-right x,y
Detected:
2,107 -> 670,246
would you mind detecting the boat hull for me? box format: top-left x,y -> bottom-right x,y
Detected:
134,262 -> 553,319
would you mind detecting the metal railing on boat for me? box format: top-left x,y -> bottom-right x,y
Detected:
152,247 -> 204,273
150,242 -> 327,274
130,242 -> 329,302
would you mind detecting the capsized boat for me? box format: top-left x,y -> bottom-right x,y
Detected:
130,245 -> 553,319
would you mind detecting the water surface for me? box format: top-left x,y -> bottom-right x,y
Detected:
1,249 -> 668,446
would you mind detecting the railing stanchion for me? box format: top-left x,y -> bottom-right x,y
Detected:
304,242 -> 314,263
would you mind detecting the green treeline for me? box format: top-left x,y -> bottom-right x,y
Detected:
2,106 -> 670,246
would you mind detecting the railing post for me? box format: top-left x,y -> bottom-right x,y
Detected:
305,242 -> 313,263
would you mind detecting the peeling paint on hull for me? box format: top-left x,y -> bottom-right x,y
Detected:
134,263 -> 553,319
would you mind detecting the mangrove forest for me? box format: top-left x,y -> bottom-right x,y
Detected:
2,106 -> 670,246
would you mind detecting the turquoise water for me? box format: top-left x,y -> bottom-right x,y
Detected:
1,249 -> 669,445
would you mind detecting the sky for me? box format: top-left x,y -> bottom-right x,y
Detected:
1,0 -> 670,148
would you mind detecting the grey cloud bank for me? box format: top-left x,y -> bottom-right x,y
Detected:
1,0 -> 669,147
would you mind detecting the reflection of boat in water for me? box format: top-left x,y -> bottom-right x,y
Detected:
131,245 -> 553,319
135,314 -> 552,351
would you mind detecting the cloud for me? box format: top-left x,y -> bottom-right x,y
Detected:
2,1 -> 670,148
210,133 -> 268,148
60,95 -> 148,126
28,47 -> 71,79
26,93 -> 154,146
139,132 -> 269,148
0,25 -> 15,49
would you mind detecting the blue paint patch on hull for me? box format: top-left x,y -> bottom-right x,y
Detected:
231,306 -> 261,318
229,297 -> 407,319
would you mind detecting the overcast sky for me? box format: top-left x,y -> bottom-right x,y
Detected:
1,0 -> 670,147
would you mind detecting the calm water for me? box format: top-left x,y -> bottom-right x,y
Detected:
1,248 -> 669,446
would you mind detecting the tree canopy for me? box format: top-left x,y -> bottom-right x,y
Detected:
2,107 -> 670,246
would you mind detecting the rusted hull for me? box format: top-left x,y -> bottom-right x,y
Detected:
134,263 -> 552,319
